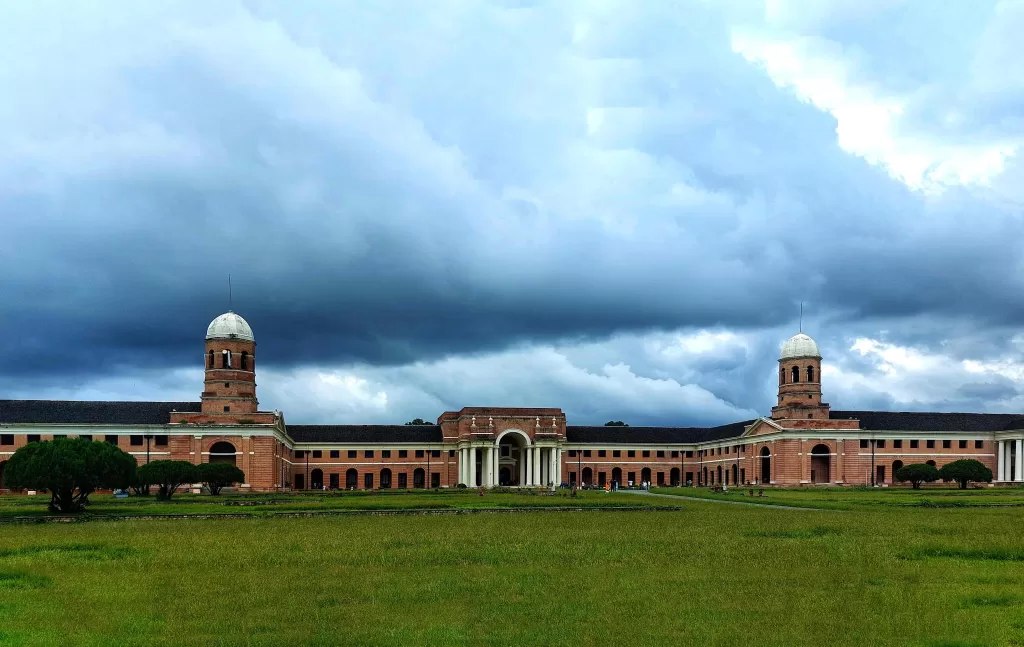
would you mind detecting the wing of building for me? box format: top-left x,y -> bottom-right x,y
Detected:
2,314 -> 1023,491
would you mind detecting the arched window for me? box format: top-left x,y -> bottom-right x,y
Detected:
581,467 -> 593,485
209,441 -> 237,465
779,367 -> 786,385
791,365 -> 799,383
208,350 -> 214,368
240,351 -> 248,370
810,444 -> 830,483
641,467 -> 652,484
760,446 -> 771,484
222,350 -> 231,369
413,468 -> 425,488
892,460 -> 904,482
345,469 -> 358,489
807,365 -> 815,382
670,467 -> 680,486
611,467 -> 622,485
311,469 -> 323,489
380,468 -> 392,489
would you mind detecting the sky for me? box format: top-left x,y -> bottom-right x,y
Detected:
2,0 -> 1024,426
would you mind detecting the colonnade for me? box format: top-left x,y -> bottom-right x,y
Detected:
457,444 -> 561,487
996,439 -> 1024,482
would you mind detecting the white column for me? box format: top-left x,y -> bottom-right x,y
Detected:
483,447 -> 492,487
536,444 -> 544,485
1016,439 -> 1023,482
458,448 -> 464,484
998,441 -> 1005,482
552,448 -> 561,486
492,446 -> 499,486
469,447 -> 477,487
519,448 -> 526,485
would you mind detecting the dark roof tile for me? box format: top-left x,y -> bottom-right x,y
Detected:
830,410 -> 1023,432
287,424 -> 443,444
0,400 -> 201,425
565,420 -> 756,444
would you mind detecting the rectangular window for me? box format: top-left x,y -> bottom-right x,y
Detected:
671,451 -> 679,458
958,440 -> 967,449
223,406 -> 230,412
876,440 -> 885,448
330,450 -> 340,459
975,440 -> 984,449
685,451 -> 693,458
52,434 -> 65,439
130,435 -> 143,446
364,473 -> 374,489
399,450 -> 408,458
294,450 -> 304,459
910,440 -> 919,449
628,450 -> 636,458
383,450 -> 392,458
79,434 -> 93,441
449,450 -> 455,457
860,439 -> 868,449
583,450 -> 592,457
942,440 -> 951,449
155,436 -> 168,446
364,450 -> 374,458
598,450 -> 606,457
105,435 -> 118,445
431,450 -> 440,458
657,450 -> 665,458
613,450 -> 621,458
398,473 -> 408,488
0,434 -> 12,445
927,440 -> 936,449
313,450 -> 322,458
568,450 -> 577,457
643,451 -> 651,458
348,450 -> 357,459
893,439 -> 902,449
416,450 -> 425,458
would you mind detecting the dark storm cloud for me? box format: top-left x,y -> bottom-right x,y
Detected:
2,0 -> 1023,409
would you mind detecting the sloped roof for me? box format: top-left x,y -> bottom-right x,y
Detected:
830,410 -> 1024,432
287,424 -> 444,444
565,420 -> 756,444
0,400 -> 201,425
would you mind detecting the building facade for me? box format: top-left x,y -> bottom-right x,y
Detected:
2,312 -> 1023,492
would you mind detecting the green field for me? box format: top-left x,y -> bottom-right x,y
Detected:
2,489 -> 1024,646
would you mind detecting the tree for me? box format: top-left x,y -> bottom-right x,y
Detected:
405,418 -> 431,425
604,421 -> 629,427
938,459 -> 993,490
894,463 -> 940,489
196,462 -> 245,495
137,460 -> 198,500
2,437 -> 137,513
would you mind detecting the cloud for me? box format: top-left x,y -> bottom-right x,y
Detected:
2,0 -> 1024,423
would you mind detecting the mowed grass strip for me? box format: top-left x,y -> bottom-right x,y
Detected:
1,502 -> 1024,645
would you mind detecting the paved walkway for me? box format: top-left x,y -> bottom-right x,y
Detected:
615,489 -> 825,511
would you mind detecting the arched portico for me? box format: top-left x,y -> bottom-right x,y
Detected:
810,444 -> 831,484
760,447 -> 771,484
496,429 -> 531,486
461,430 -> 560,488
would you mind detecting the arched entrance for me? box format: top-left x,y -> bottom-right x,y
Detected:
611,467 -> 622,487
892,460 -> 904,482
496,430 -> 530,486
380,468 -> 392,489
731,464 -> 738,485
582,467 -> 593,486
345,468 -> 358,490
209,441 -> 237,465
715,466 -> 722,485
670,467 -> 680,486
810,444 -> 830,484
311,468 -> 324,489
760,447 -> 771,483
702,466 -> 708,486
641,467 -> 652,484
0,460 -> 6,490
413,468 -> 425,488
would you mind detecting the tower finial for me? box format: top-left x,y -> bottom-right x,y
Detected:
228,274 -> 233,312
799,301 -> 803,333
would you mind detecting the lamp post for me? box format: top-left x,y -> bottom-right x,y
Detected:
144,434 -> 152,464
871,439 -> 877,487
305,451 -> 309,490
427,446 -> 432,490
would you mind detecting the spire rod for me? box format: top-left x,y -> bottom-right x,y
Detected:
799,302 -> 803,333
228,274 -> 233,311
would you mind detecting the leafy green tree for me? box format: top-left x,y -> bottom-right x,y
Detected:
604,421 -> 629,426
2,437 -> 136,513
404,418 -> 430,425
137,460 -> 198,500
938,459 -> 993,489
196,462 -> 245,495
894,463 -> 940,489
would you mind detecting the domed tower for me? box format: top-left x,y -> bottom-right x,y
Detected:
201,311 -> 259,417
770,332 -> 831,421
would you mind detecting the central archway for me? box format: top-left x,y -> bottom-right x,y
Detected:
495,429 -> 531,486
760,447 -> 771,484
810,444 -> 830,484
611,467 -> 622,487
345,468 -> 358,490
310,468 -> 323,489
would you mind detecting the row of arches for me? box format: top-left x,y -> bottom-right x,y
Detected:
779,365 -> 816,385
301,468 -> 428,490
207,350 -> 249,370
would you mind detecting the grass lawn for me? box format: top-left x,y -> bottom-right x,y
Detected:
648,484 -> 1024,510
1,490 -> 1024,645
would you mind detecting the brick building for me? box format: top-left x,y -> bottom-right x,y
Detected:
2,312 -> 1023,491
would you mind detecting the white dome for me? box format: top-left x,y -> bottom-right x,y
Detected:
780,333 -> 820,360
206,311 -> 254,342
